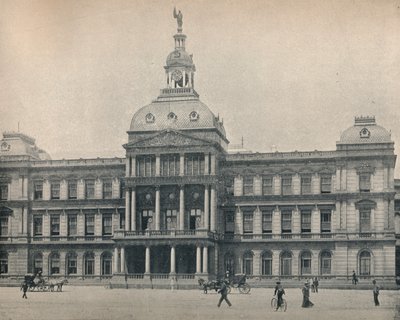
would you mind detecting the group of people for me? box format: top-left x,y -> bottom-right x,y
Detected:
216,274 -> 381,309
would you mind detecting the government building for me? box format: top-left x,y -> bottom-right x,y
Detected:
0,12 -> 399,288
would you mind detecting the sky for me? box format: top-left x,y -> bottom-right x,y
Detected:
0,0 -> 399,176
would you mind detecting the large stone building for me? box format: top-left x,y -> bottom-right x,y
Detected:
0,13 -> 398,288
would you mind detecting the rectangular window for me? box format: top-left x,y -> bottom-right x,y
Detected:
68,215 -> 77,236
243,177 -> 254,196
321,175 -> 332,193
50,182 -> 60,200
184,153 -> 205,176
102,180 -> 113,199
102,216 -> 112,235
281,210 -> 292,233
85,179 -> 95,199
281,176 -> 292,195
34,182 -> 43,200
262,176 -> 273,195
85,259 -> 95,275
120,179 -> 125,199
0,217 -> 8,236
68,181 -> 77,199
0,184 -> 8,200
359,173 -> 371,192
161,154 -> 180,176
301,175 -> 312,194
262,258 -> 272,275
321,210 -> 331,233
360,209 -> 371,233
243,213 -> 253,233
33,216 -> 43,236
225,212 -> 235,233
85,215 -> 95,236
262,211 -> 272,233
0,256 -> 8,274
136,155 -> 156,177
67,258 -> 77,274
301,210 -> 311,233
50,215 -> 60,236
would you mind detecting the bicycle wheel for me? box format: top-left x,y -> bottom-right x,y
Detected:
238,283 -> 250,294
271,297 -> 277,309
281,299 -> 287,312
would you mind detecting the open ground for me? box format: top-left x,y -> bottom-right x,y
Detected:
0,286 -> 399,320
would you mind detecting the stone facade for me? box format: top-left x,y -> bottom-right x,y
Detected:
0,13 -> 398,287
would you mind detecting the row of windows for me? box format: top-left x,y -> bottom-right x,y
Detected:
236,172 -> 373,196
33,215 -> 113,237
225,210 -> 332,234
29,252 -> 112,276
33,179 -> 123,200
134,153 -> 208,177
225,250 -> 372,276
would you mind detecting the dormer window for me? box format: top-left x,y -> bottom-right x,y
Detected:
145,113 -> 155,123
168,112 -> 177,120
189,111 -> 199,121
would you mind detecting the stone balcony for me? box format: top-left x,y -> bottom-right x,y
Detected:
113,229 -> 217,241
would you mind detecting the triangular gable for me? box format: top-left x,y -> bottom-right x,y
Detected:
125,130 -> 213,149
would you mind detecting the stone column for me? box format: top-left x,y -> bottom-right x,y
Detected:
131,189 -> 136,231
210,186 -> 216,231
145,247 -> 151,274
196,246 -> 201,274
170,246 -> 176,274
204,185 -> 209,230
114,247 -> 119,273
180,154 -> 185,176
125,190 -> 130,231
179,186 -> 185,230
210,154 -> 216,175
202,246 -> 208,274
126,157 -> 130,176
204,153 -> 210,175
155,155 -> 160,177
120,247 -> 125,273
155,187 -> 160,230
23,207 -> 28,234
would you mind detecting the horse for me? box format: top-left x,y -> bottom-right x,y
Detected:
49,279 -> 68,292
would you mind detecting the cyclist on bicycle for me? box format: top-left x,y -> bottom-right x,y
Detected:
274,281 -> 285,311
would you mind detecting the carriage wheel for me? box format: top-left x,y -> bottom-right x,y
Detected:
238,283 -> 250,294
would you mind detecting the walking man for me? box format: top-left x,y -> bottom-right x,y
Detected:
313,277 -> 319,293
274,281 -> 285,311
22,281 -> 28,299
352,270 -> 358,285
217,280 -> 232,308
372,280 -> 380,306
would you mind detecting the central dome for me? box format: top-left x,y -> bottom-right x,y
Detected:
166,50 -> 193,67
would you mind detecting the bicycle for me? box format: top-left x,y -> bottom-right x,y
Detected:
271,296 -> 287,312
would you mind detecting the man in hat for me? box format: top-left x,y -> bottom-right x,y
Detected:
302,282 -> 314,308
372,280 -> 380,306
217,280 -> 232,308
274,281 -> 285,311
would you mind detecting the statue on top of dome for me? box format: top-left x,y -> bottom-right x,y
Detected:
173,7 -> 183,30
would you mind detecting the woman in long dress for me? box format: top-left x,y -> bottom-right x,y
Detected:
302,282 -> 314,308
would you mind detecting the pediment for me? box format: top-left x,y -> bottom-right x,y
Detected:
126,130 -> 213,149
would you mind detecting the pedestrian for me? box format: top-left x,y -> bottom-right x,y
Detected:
352,270 -> 358,285
22,281 -> 28,299
217,280 -> 232,308
274,281 -> 285,311
313,277 -> 319,293
372,280 -> 380,306
301,282 -> 314,308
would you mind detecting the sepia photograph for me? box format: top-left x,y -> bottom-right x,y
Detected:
0,0 -> 399,319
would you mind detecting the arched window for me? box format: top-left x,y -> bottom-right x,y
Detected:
0,252 -> 8,274
261,251 -> 272,275
84,252 -> 95,275
242,251 -> 253,275
49,252 -> 60,275
280,251 -> 292,276
224,253 -> 235,274
33,253 -> 43,274
101,252 -> 113,275
300,251 -> 312,275
359,251 -> 371,276
66,252 -> 77,275
320,251 -> 332,275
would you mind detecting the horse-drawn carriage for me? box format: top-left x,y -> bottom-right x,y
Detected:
22,274 -> 68,292
198,274 -> 251,294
